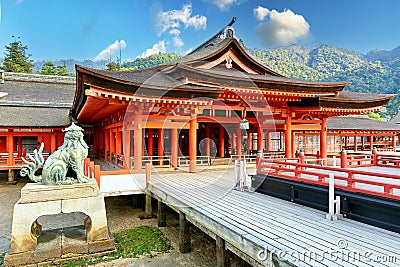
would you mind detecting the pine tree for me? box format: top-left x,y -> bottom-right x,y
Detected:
2,39 -> 34,73
56,61 -> 68,76
41,61 -> 57,75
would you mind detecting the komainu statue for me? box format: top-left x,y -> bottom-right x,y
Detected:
20,123 -> 90,185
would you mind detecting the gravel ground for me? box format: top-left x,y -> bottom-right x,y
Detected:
0,175 -> 249,266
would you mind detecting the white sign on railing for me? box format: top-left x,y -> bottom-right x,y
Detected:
326,172 -> 343,221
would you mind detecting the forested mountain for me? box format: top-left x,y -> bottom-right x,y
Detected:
122,53 -> 181,69
30,45 -> 400,118
247,45 -> 400,118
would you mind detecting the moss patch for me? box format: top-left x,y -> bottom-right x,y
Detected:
64,226 -> 171,267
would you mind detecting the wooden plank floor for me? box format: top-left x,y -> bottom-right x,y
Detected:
148,167 -> 400,267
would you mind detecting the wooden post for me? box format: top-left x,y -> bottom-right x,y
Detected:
94,165 -> 100,187
257,126 -> 263,152
145,163 -> 152,218
171,128 -> 178,168
216,236 -> 227,267
50,134 -> 56,154
133,113 -> 143,170
8,169 -> 15,184
370,135 -> 374,151
392,134 -> 396,152
158,129 -> 164,165
285,116 -> 292,158
109,130 -> 115,164
236,127 -> 242,160
7,134 -> 14,166
340,149 -> 348,168
17,136 -> 22,157
189,113 -> 197,173
115,130 -> 122,166
105,129 -> 110,160
123,130 -> 131,169
157,201 -> 167,227
148,129 -> 153,156
179,212 -> 191,253
372,147 -> 378,166
354,134 -> 358,151
145,194 -> 152,218
219,126 -> 225,158
320,118 -> 327,163
205,127 -> 210,157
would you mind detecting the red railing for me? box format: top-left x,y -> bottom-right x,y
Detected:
257,157 -> 400,201
84,158 -> 101,187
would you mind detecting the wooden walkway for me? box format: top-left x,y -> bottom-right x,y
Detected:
148,167 -> 400,267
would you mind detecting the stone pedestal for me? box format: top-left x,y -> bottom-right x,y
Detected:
4,180 -> 115,266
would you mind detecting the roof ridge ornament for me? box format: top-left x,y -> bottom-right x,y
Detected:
220,17 -> 237,40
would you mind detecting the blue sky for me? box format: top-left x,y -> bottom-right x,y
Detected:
1,0 -> 400,61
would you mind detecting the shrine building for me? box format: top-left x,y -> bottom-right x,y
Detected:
71,19 -> 398,173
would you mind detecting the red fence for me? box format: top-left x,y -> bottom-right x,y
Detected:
257,153 -> 400,201
83,158 -> 100,187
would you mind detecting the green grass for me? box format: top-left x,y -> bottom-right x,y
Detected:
0,251 -> 5,266
64,226 -> 172,267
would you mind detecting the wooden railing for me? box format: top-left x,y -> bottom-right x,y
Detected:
257,157 -> 400,201
83,158 -> 100,187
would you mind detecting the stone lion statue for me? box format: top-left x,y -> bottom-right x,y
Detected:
20,123 -> 90,185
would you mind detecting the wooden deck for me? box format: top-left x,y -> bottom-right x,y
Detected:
148,167 -> 400,266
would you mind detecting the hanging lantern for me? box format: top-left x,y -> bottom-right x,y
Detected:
240,119 -> 249,130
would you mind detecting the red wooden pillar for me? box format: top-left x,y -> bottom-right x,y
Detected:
219,126 -> 224,158
285,116 -> 292,158
392,134 -> 397,152
148,129 -> 153,156
265,131 -> 270,151
257,126 -> 263,152
236,127 -> 242,160
171,128 -> 178,168
179,130 -> 183,155
354,134 -> 358,151
205,127 -> 210,157
50,134 -> 57,153
57,131 -> 64,148
320,118 -> 327,160
109,130 -> 115,164
105,129 -> 110,160
158,129 -> 164,165
7,134 -> 14,166
116,130 -> 122,166
133,114 -> 143,170
189,113 -> 197,173
123,129 -> 131,169
370,135 -> 374,151
17,136 -> 22,157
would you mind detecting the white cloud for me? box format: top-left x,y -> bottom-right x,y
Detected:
169,29 -> 181,36
255,8 -> 310,48
157,4 -> 207,36
253,6 -> 269,21
204,0 -> 243,11
173,36 -> 184,47
93,40 -> 126,61
139,41 -> 166,58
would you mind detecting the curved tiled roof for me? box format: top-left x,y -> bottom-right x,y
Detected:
327,116 -> 400,131
0,76 -> 74,127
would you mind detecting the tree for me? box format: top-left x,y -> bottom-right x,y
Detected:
56,61 -> 68,76
2,39 -> 34,73
106,62 -> 120,71
41,61 -> 57,75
